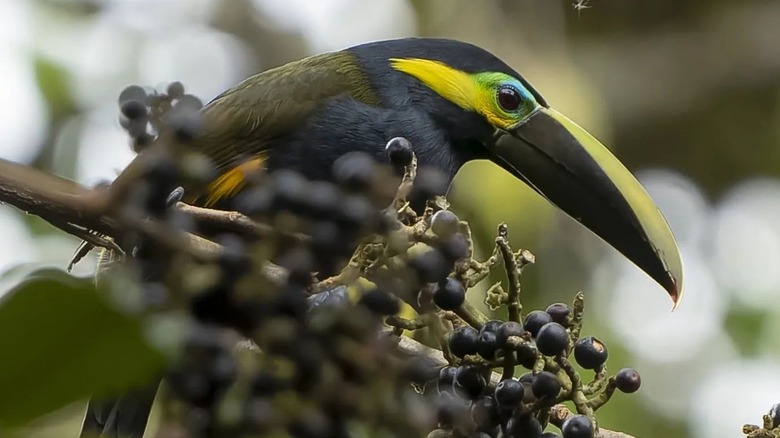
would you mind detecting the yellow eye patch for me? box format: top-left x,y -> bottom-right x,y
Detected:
389,57 -> 537,130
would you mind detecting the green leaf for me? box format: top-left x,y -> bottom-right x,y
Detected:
0,268 -> 166,427
33,56 -> 74,120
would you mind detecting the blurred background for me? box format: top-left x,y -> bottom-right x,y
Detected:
1,0 -> 779,436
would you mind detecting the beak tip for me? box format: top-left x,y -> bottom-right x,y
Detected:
667,277 -> 683,311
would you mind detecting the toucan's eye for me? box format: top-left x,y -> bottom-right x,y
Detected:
497,86 -> 522,112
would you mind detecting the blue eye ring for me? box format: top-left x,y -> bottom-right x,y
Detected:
497,85 -> 522,112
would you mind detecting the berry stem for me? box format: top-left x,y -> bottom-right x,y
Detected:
496,223 -> 523,323
588,377 -> 617,411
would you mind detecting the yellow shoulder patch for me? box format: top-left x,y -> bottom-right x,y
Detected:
203,153 -> 268,207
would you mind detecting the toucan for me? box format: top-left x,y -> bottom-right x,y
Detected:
80,37 -> 683,438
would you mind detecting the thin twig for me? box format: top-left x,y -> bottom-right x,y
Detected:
496,223 -> 522,323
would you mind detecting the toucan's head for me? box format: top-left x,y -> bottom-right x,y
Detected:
353,38 -> 683,305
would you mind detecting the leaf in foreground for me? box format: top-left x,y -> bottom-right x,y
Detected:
0,268 -> 166,427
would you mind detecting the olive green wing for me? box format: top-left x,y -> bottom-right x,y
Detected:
194,51 -> 381,196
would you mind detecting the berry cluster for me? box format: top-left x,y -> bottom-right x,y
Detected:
117,82 -> 204,153
432,296 -> 641,438
98,81 -> 646,438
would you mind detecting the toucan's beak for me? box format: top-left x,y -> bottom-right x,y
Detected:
486,106 -> 683,307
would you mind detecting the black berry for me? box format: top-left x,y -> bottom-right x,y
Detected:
167,81 -> 185,97
357,288 -> 400,316
431,210 -> 460,237
332,151 -> 375,192
574,336 -> 608,370
523,310 -> 552,337
615,368 -> 641,393
531,371 -> 561,400
541,433 -> 561,438
271,170 -> 309,213
545,302 -> 571,325
409,249 -> 452,284
438,233 -> 470,261
410,167 -> 449,206
385,136 -> 414,168
432,277 -> 466,310
561,415 -> 594,438
454,365 -> 486,400
336,195 -> 372,229
535,322 -> 569,356
303,181 -> 341,219
496,321 -> 525,348
120,99 -> 147,120
476,330 -> 499,360
167,107 -> 202,143
448,326 -> 479,358
437,366 -> 457,393
118,85 -> 147,104
470,396 -> 500,430
505,413 -> 543,438
174,94 -> 204,110
480,320 -> 502,334
493,378 -> 524,408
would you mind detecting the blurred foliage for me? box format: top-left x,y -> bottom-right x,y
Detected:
0,268 -> 165,431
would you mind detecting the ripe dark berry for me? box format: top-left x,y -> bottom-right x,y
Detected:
615,368 -> 641,393
438,233 -> 470,261
217,234 -> 251,277
332,151 -> 375,192
535,322 -> 569,356
531,371 -> 561,400
480,319 -> 502,334
494,378 -> 524,408
120,99 -> 147,120
470,396 -> 500,430
454,365 -> 486,400
336,195 -> 372,229
167,107 -> 202,143
541,433 -> 561,438
561,414 -> 594,438
523,310 -> 552,337
437,366 -> 457,394
436,393 -> 467,427
277,247 -> 314,287
546,302 -> 571,325
118,84 -> 147,104
409,249 -> 452,284
433,277 -> 465,311
357,288 -> 400,316
496,321 -> 525,348
505,413 -> 543,438
310,221 -> 344,259
167,81 -> 185,97
476,330 -> 499,360
769,403 -> 780,428
174,94 -> 204,110
271,170 -> 309,213
410,166 -> 449,206
303,181 -> 341,219
431,210 -> 460,237
448,326 -> 479,358
385,136 -> 414,169
574,336 -> 608,370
